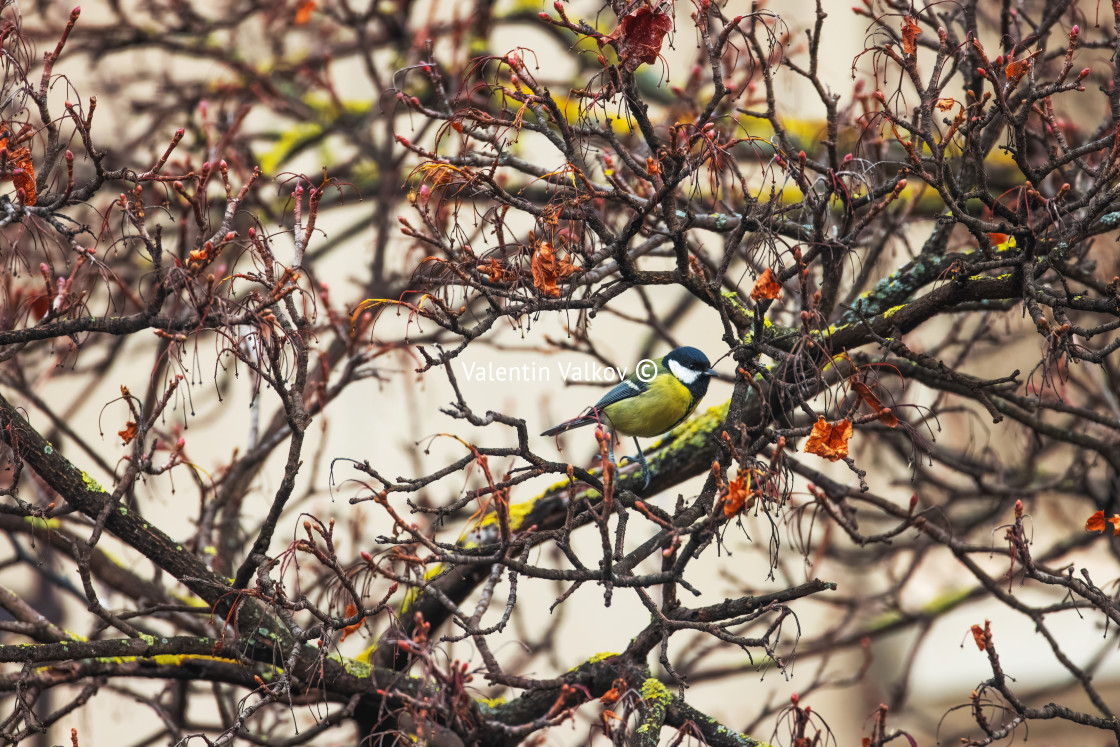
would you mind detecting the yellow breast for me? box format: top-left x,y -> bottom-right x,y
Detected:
602,374 -> 695,437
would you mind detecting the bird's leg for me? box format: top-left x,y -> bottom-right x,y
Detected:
621,437 -> 651,489
607,428 -> 617,473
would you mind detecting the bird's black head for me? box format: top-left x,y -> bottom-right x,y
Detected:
663,346 -> 717,396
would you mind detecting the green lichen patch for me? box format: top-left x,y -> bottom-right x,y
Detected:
342,658 -> 371,678
650,400 -> 729,461
639,677 -> 671,703
636,677 -> 672,734
476,696 -> 506,712
587,651 -> 619,664
23,516 -> 59,530
81,472 -> 104,493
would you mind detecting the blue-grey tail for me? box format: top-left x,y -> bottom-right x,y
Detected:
541,415 -> 599,437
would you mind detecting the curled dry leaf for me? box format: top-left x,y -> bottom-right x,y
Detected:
722,469 -> 753,518
0,130 -> 37,206
750,268 -> 782,301
604,6 -> 673,72
339,602 -> 366,642
530,242 -> 579,297
599,677 -> 626,704
970,623 -> 989,651
1085,509 -> 1120,535
901,15 -> 921,56
118,421 -> 138,445
294,0 -> 316,24
804,417 -> 853,462
479,258 -> 517,284
1005,50 -> 1041,88
556,253 -> 581,279
531,242 -> 560,297
851,378 -> 899,427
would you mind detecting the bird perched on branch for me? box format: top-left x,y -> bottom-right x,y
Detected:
542,346 -> 717,488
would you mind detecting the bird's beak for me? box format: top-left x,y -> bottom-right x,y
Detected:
705,368 -> 717,377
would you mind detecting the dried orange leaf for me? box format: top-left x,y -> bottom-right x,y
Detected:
339,602 -> 366,642
750,268 -> 782,301
479,258 -> 515,284
556,254 -> 581,278
851,379 -> 899,427
118,421 -> 138,445
804,417 -> 853,462
901,16 -> 921,56
0,133 -> 37,206
936,97 -> 956,111
294,0 -> 316,24
1004,50 -> 1040,88
604,7 -> 674,72
1085,510 -> 1120,535
600,678 -> 626,704
722,469 -> 752,518
1086,510 -> 1107,533
531,242 -> 560,297
970,623 -> 988,651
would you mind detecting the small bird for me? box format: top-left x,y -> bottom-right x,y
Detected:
542,347 -> 717,488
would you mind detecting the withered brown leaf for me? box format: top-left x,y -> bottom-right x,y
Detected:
604,7 -> 673,73
749,268 -> 782,301
901,16 -> 921,56
804,417 -> 853,462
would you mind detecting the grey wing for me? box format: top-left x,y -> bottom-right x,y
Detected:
590,377 -> 648,411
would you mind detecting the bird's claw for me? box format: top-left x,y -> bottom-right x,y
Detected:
608,435 -> 650,490
621,450 -> 652,489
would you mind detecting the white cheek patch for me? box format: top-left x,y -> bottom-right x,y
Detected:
668,358 -> 699,385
